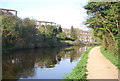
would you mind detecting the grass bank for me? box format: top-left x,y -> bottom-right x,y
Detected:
63,46 -> 94,79
100,47 -> 120,70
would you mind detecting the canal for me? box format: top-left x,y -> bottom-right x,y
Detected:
2,46 -> 90,79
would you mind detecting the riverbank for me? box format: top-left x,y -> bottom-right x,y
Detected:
2,41 -> 73,54
86,46 -> 118,79
3,38 -> 97,54
63,46 -> 94,79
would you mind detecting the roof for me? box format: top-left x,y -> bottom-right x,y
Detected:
1,8 -> 17,11
36,21 -> 56,24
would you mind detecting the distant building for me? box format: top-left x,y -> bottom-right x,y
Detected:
62,28 -> 95,42
62,28 -> 71,37
1,8 -> 17,16
35,21 -> 57,28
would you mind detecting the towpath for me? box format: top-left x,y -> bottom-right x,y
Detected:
86,46 -> 118,79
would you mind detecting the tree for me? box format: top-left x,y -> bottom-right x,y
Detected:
70,26 -> 77,40
2,11 -> 70,52
58,25 -> 62,33
2,14 -> 20,46
84,2 -> 119,54
18,18 -> 38,47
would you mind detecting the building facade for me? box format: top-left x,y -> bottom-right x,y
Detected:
62,28 -> 95,42
35,21 -> 57,28
1,8 -> 17,16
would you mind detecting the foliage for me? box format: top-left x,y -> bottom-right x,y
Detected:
2,15 -> 39,49
58,25 -> 62,33
63,47 -> 94,79
2,15 -> 20,46
57,32 -> 66,40
2,13 -> 63,52
84,2 -> 119,55
70,26 -> 77,40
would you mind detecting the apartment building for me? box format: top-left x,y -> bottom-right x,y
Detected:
62,28 -> 95,42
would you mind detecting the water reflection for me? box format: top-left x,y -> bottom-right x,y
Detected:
2,46 -> 91,79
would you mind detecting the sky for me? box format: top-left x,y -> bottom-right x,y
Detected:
1,0 -> 89,30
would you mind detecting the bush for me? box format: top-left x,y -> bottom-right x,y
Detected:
65,37 -> 75,41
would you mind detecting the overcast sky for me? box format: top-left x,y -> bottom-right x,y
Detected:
1,0 -> 89,30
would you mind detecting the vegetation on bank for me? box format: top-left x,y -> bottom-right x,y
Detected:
63,47 -> 94,79
100,46 -> 120,70
2,12 -> 74,53
2,11 -> 87,54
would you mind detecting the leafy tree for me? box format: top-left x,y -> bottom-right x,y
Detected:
2,12 -> 61,52
18,18 -> 38,47
84,2 -> 119,54
2,15 -> 20,47
70,26 -> 77,40
58,25 -> 62,33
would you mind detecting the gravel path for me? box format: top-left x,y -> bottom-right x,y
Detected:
86,46 -> 118,79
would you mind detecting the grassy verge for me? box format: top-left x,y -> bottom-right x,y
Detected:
100,47 -> 120,70
63,46 -> 94,79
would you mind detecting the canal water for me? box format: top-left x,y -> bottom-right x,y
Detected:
2,46 -> 90,79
